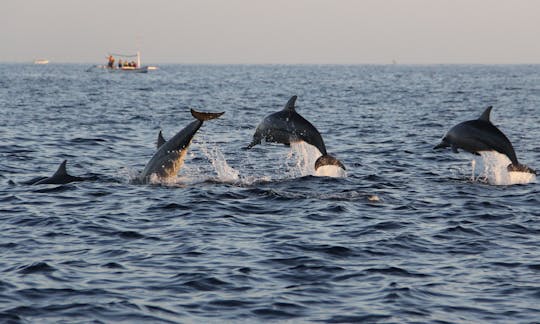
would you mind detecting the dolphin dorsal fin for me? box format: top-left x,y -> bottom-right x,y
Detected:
53,160 -> 69,177
283,95 -> 298,111
479,106 -> 493,122
157,130 -> 166,148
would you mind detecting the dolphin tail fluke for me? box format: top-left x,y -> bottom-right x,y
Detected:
315,154 -> 346,170
507,163 -> 536,175
190,109 -> 225,121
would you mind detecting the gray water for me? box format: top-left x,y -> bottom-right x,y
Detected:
1,64 -> 539,323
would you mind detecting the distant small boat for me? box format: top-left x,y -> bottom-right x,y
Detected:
87,51 -> 154,73
34,59 -> 49,65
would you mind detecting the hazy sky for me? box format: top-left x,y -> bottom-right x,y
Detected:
2,0 -> 539,64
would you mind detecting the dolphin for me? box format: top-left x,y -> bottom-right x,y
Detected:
140,109 -> 224,182
434,106 -> 536,175
246,95 -> 345,170
27,160 -> 88,185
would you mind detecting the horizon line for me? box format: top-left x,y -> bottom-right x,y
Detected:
2,60 -> 540,66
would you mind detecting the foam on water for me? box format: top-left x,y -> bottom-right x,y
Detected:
472,151 -> 536,185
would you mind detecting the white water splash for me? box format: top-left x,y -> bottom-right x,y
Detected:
471,151 -> 536,185
129,139 -> 347,186
315,165 -> 347,178
288,142 -> 347,178
199,144 -> 240,183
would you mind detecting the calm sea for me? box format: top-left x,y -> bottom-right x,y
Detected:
1,64 -> 539,323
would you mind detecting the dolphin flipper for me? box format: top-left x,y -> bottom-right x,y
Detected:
245,140 -> 259,150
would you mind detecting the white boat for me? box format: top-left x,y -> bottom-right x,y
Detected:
88,51 -> 154,73
34,59 -> 49,65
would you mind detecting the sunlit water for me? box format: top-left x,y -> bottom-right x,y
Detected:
1,64 -> 539,323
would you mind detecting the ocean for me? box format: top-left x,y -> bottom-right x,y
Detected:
1,63 -> 539,323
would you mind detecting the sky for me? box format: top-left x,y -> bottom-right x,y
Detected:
1,0 -> 539,64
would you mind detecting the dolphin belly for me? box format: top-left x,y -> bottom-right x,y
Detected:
141,148 -> 188,180
139,109 -> 224,183
140,126 -> 198,182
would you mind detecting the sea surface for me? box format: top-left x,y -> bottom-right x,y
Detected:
1,64 -> 539,323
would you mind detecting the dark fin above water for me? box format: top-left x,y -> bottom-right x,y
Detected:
29,160 -> 90,185
34,160 -> 72,185
190,109 -> 225,121
157,130 -> 166,148
53,160 -> 69,178
478,106 -> 493,122
507,163 -> 536,175
314,154 -> 346,171
282,95 -> 298,111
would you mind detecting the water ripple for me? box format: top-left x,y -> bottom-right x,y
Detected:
0,64 -> 538,323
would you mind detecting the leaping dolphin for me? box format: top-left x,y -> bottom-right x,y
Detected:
140,109 -> 224,182
434,106 -> 536,175
27,160 -> 88,185
246,95 -> 345,170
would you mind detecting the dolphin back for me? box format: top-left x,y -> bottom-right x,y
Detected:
33,160 -> 85,185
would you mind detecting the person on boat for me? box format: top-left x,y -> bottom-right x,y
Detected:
118,59 -> 122,69
107,55 -> 115,68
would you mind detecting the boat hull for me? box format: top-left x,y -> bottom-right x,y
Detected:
87,65 -> 150,73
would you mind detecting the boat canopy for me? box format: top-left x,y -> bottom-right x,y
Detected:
109,52 -> 141,68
